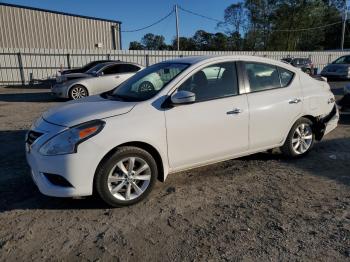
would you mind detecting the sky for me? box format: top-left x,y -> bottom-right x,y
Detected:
1,0 -> 237,49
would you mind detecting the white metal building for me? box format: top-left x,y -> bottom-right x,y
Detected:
0,2 -> 122,50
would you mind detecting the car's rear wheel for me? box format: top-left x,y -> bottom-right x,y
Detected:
69,85 -> 88,100
281,118 -> 314,157
95,146 -> 157,207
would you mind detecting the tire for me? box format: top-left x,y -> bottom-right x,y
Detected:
281,117 -> 315,158
69,85 -> 88,100
138,81 -> 155,93
95,146 -> 158,207
305,68 -> 312,75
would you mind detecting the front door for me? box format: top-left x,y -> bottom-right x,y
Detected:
165,62 -> 249,171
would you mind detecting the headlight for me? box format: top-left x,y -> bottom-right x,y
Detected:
39,120 -> 105,156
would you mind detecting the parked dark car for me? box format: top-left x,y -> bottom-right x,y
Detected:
321,55 -> 350,80
281,57 -> 314,75
60,60 -> 113,75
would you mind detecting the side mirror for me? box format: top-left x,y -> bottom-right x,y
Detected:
95,71 -> 104,77
171,90 -> 195,105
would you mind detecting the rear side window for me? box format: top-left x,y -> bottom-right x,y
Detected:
118,64 -> 141,73
244,63 -> 281,92
244,62 -> 294,92
278,67 -> 294,87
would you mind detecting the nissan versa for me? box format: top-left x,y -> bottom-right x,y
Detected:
26,56 -> 339,207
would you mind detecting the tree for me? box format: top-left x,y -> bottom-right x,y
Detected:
217,2 -> 247,35
129,0 -> 346,51
129,41 -> 144,50
192,30 -> 214,50
141,33 -> 169,50
172,37 -> 197,50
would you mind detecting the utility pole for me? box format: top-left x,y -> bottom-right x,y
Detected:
175,4 -> 180,51
341,1 -> 348,50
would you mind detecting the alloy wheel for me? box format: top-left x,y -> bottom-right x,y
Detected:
71,86 -> 87,99
291,123 -> 313,154
107,157 -> 151,201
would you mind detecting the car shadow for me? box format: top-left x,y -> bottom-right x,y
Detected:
2,79 -> 55,89
0,115 -> 349,212
339,112 -> 350,125
0,92 -> 66,103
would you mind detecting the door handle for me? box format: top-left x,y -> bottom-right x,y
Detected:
289,98 -> 301,104
115,75 -> 120,79
227,108 -> 242,115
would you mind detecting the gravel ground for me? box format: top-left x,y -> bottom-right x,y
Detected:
0,83 -> 349,261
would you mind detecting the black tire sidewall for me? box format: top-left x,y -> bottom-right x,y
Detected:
95,147 -> 158,207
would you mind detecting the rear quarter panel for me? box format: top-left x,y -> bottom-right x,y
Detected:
299,74 -> 334,117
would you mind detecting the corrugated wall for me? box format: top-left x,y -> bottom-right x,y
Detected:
1,48 -> 350,86
0,5 -> 120,50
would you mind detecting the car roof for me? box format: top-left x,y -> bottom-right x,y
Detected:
98,61 -> 143,67
161,55 -> 297,71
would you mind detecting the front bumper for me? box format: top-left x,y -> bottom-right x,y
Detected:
25,118 -> 106,197
51,84 -> 69,98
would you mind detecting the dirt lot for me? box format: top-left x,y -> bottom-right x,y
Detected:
0,84 -> 349,261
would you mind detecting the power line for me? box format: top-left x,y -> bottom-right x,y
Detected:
178,5 -> 344,33
178,6 -> 223,23
121,9 -> 174,32
273,21 -> 343,32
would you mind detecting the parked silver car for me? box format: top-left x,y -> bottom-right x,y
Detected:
281,57 -> 314,75
321,55 -> 350,80
52,61 -> 144,99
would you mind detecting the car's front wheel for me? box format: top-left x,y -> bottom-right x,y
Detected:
281,118 -> 315,157
95,146 -> 157,207
304,68 -> 312,75
69,85 -> 88,100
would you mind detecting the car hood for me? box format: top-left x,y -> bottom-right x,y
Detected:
42,95 -> 136,127
57,73 -> 92,83
323,64 -> 348,72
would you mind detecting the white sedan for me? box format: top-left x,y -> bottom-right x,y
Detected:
52,61 -> 144,100
26,56 -> 338,207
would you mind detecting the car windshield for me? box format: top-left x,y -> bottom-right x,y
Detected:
86,63 -> 108,74
333,56 -> 350,64
81,61 -> 97,71
111,62 -> 189,101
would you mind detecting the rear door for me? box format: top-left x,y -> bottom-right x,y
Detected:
241,61 -> 302,150
115,64 -> 141,85
91,64 -> 141,94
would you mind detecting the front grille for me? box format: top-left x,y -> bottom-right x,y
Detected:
26,130 -> 43,145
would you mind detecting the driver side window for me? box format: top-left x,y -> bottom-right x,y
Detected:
178,62 -> 238,102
